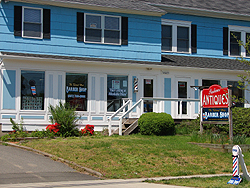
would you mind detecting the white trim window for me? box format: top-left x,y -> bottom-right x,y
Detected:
162,19 -> 191,53
85,14 -> 121,45
229,25 -> 250,57
22,7 -> 43,39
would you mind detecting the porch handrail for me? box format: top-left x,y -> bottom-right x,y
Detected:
108,99 -> 131,136
109,97 -> 200,136
119,98 -> 143,120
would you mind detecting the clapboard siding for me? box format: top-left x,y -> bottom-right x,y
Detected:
0,2 -> 161,62
162,13 -> 250,57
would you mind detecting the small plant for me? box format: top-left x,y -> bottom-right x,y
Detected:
10,117 -> 24,132
233,134 -> 247,145
190,131 -> 230,144
138,112 -> 175,136
81,124 -> 94,136
30,129 -> 54,138
49,101 -> 80,137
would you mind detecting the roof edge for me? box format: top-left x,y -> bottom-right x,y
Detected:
7,0 -> 165,17
151,4 -> 250,21
0,51 -> 247,73
0,51 -> 161,65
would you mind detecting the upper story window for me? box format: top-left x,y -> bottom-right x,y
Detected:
162,19 -> 194,53
14,6 -> 51,39
162,25 -> 172,51
77,12 -> 128,45
230,31 -> 241,56
177,26 -> 189,52
223,26 -> 250,57
247,33 -> 250,56
23,7 -> 42,38
85,14 -> 120,44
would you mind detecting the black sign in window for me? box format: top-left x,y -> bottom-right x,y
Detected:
21,70 -> 45,110
66,73 -> 88,111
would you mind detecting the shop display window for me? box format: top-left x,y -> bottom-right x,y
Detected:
21,70 -> 45,110
66,73 -> 88,111
107,75 -> 128,112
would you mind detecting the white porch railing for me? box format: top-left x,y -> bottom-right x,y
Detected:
108,99 -> 131,136
108,97 -> 200,136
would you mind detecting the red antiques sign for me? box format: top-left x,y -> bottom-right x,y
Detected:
202,84 -> 229,108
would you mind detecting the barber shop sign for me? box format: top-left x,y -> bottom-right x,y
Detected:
202,85 -> 229,121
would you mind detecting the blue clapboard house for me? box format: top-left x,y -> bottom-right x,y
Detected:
0,0 -> 250,133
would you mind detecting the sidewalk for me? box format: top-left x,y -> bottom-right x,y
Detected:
0,178 -> 192,188
0,174 -> 231,188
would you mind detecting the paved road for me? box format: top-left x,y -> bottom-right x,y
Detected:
0,145 -> 99,184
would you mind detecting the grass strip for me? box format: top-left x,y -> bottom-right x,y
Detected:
20,134 -> 250,179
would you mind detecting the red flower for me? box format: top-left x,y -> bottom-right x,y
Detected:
46,123 -> 60,134
81,124 -> 94,136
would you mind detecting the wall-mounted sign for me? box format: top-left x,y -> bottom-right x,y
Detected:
112,80 -> 120,89
202,84 -> 228,108
145,79 -> 151,84
203,108 -> 229,121
178,82 -> 186,88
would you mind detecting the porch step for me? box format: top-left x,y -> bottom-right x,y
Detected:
110,118 -> 139,135
123,118 -> 138,135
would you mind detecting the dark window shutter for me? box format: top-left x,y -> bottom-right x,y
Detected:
121,17 -> 128,45
14,6 -> 22,37
191,24 -> 197,53
43,9 -> 51,39
77,12 -> 84,42
223,27 -> 229,55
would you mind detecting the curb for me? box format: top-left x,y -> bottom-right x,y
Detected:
0,141 -> 103,178
145,173 -> 232,181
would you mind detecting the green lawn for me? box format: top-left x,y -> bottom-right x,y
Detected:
19,134 -> 245,179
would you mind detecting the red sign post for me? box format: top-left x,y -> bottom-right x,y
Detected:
202,84 -> 228,108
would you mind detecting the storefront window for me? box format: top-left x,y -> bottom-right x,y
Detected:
21,70 -> 45,110
107,75 -> 128,111
66,73 -> 88,111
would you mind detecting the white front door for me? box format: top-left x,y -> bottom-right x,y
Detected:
142,76 -> 156,113
176,77 -> 191,118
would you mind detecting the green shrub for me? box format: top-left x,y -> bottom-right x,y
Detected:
232,107 -> 250,136
49,101 -> 79,137
138,112 -> 175,136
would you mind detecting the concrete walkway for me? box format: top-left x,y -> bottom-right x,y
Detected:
0,174 -> 233,188
0,178 -> 192,188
